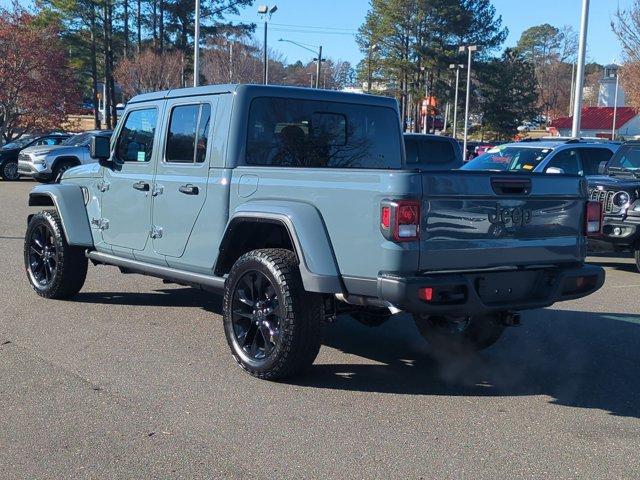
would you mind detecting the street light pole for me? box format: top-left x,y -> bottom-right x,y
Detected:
367,44 -> 379,93
612,71 -> 620,140
258,5 -> 278,85
279,38 -> 324,89
193,0 -> 200,87
450,64 -> 464,139
460,46 -> 477,160
572,0 -> 590,138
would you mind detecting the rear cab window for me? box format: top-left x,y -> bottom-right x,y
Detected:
246,97 -> 402,169
165,103 -> 212,164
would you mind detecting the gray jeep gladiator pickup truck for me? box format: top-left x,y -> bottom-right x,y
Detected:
24,84 -> 605,380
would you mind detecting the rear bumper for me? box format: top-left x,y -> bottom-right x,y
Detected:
377,264 -> 605,316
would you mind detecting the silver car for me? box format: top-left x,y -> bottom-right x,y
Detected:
18,130 -> 112,183
461,139 -> 620,177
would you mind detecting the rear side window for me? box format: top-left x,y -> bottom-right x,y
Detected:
579,148 -> 615,175
405,137 -> 456,167
116,108 -> 158,163
165,103 -> 211,164
246,97 -> 402,169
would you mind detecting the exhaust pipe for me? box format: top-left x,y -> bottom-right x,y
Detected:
335,293 -> 402,315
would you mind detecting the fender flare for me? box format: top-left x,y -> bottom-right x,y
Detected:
28,184 -> 94,247
221,200 -> 344,294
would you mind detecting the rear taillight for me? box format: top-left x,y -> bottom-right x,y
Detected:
380,199 -> 421,242
585,201 -> 602,237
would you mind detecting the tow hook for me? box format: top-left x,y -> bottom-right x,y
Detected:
501,312 -> 521,327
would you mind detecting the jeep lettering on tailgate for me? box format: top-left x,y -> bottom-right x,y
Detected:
488,204 -> 533,227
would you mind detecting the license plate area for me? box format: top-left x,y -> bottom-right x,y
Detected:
475,270 -> 552,305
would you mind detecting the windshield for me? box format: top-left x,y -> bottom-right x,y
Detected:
2,137 -> 33,150
608,144 -> 640,172
461,145 -> 553,172
60,132 -> 93,146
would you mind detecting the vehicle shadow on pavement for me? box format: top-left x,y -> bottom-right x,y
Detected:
588,252 -> 637,273
73,287 -> 223,310
292,309 -> 640,419
72,287 -> 640,419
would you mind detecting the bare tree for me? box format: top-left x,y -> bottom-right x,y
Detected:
613,0 -> 640,61
114,49 -> 183,97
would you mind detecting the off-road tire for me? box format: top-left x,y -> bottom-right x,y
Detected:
413,313 -> 506,354
223,248 -> 324,380
1,160 -> 19,181
24,210 -> 88,299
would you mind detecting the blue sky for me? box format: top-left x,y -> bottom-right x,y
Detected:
3,0 -> 632,66
229,0 -> 634,66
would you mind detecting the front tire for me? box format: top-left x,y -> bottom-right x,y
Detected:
1,160 -> 19,180
24,211 -> 88,299
52,160 -> 76,183
413,313 -> 505,353
223,248 -> 324,380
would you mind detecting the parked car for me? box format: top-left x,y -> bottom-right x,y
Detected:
404,133 -> 463,170
461,139 -> 620,176
587,141 -> 640,272
0,133 -> 70,181
24,84 -> 604,381
18,130 -> 112,183
517,121 -> 539,132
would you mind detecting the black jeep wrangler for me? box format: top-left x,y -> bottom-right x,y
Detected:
588,141 -> 640,271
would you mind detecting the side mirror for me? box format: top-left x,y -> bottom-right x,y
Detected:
546,166 -> 565,175
90,135 -> 112,167
598,161 -> 608,175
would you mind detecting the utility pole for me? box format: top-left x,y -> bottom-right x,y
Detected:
258,5 -> 278,85
459,46 -> 477,159
569,62 -> 576,115
612,71 -> 620,140
315,45 -> 322,89
193,0 -> 200,87
572,0 -> 590,138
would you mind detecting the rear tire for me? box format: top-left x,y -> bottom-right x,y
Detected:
223,248 -> 324,380
1,160 -> 19,180
413,313 -> 505,353
24,211 -> 88,299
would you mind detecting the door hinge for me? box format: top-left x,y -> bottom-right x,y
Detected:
150,225 -> 163,239
97,180 -> 110,192
91,218 -> 109,230
152,183 -> 164,197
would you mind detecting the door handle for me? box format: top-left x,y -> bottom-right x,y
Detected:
179,184 -> 199,195
133,181 -> 150,192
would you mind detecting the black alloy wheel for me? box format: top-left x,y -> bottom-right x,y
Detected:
223,249 -> 324,380
27,222 -> 59,288
24,211 -> 88,299
231,271 -> 282,361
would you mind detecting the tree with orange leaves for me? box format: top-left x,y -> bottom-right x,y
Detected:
0,6 -> 80,143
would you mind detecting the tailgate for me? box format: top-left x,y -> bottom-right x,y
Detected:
420,172 -> 587,271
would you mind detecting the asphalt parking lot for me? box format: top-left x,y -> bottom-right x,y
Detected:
1,180 -> 639,479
